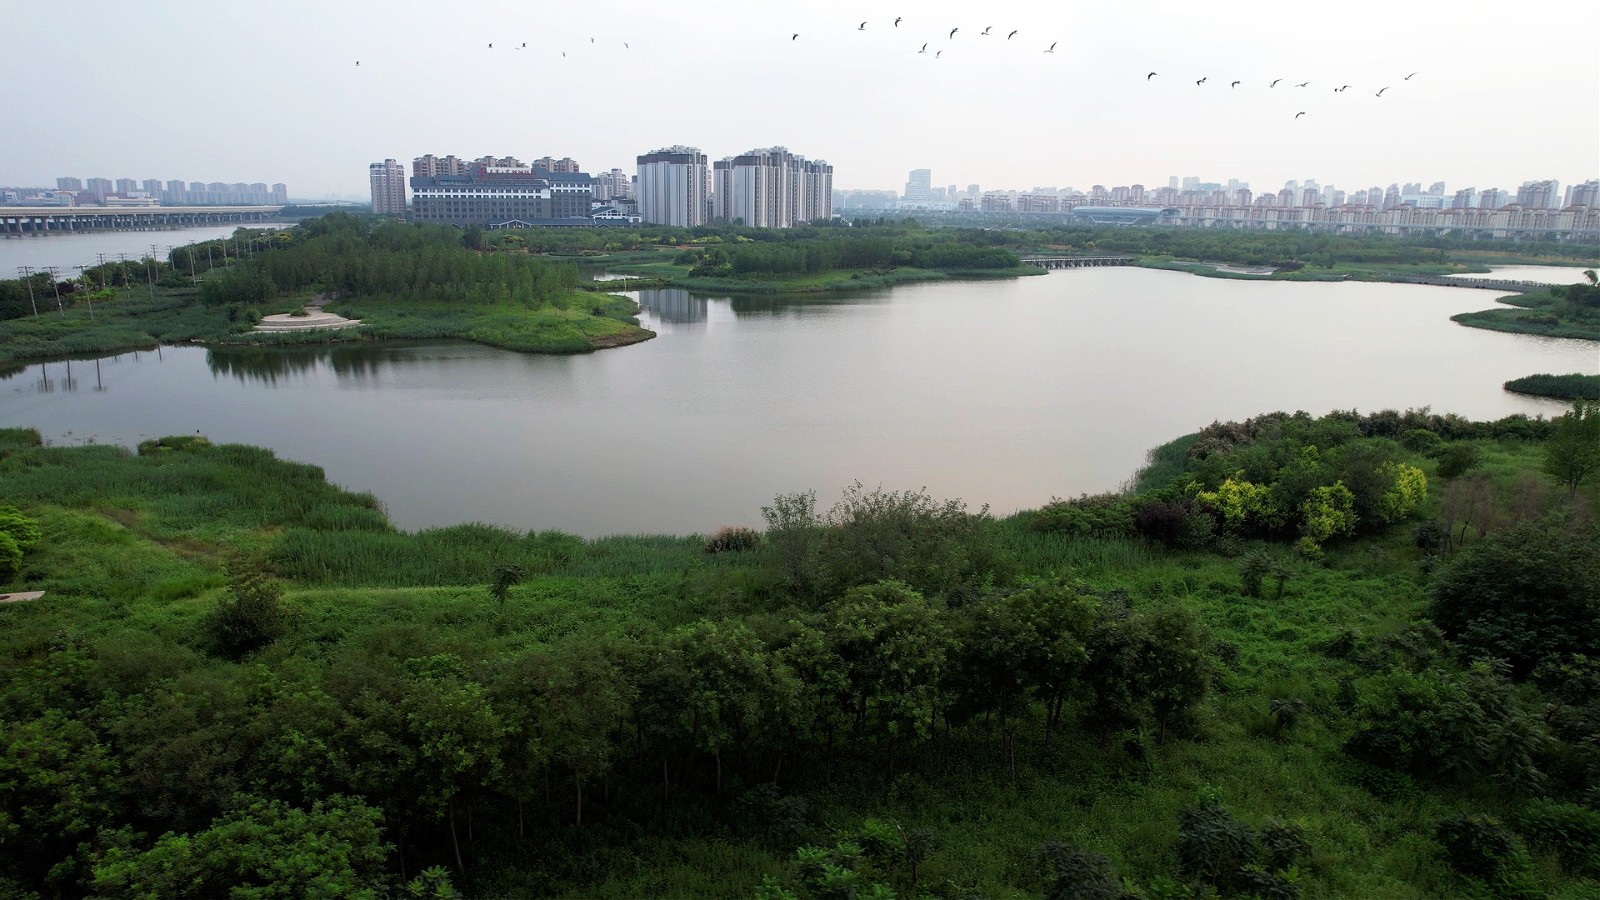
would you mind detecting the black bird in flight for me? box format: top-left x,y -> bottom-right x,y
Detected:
521,42 -> 526,48
918,42 -> 927,53
1295,81 -> 1309,87
1231,80 -> 1241,88
895,17 -> 902,26
1270,78 -> 1282,87
1375,86 -> 1389,97
936,50 -> 943,58
949,27 -> 959,38
487,42 -> 493,48
1195,76 -> 1207,85
1405,71 -> 1418,80
1147,71 -> 1157,80
858,21 -> 866,30
1008,30 -> 1018,39
624,43 -> 629,49
1295,111 -> 1307,119
354,60 -> 359,66
1045,41 -> 1057,53
791,33 -> 798,40
981,26 -> 992,35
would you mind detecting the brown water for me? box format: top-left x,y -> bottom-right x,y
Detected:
1,268 -> 1592,536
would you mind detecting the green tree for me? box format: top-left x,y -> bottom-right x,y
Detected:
824,580 -> 951,777
90,794 -> 389,899
1544,399 -> 1600,497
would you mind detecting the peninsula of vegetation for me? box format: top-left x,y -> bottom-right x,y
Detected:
1,399 -> 1597,898
0,214 -> 653,366
1450,272 -> 1600,342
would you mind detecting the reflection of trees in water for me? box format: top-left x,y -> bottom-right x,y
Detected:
207,346 -> 403,385
636,288 -> 707,324
727,291 -> 888,318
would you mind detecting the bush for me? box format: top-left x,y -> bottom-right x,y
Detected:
1428,517 -> 1600,675
1431,443 -> 1481,479
0,531 -> 21,580
1177,798 -> 1260,893
704,525 -> 761,554
203,557 -> 287,658
1034,842 -> 1121,900
1401,428 -> 1443,452
0,505 -> 41,551
1435,813 -> 1521,880
1514,800 -> 1600,875
1031,494 -> 1134,538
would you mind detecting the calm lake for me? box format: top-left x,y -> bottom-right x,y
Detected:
0,224 -> 287,274
1,268 -> 1594,536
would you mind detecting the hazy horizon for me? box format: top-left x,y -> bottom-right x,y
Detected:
5,0 -> 1597,197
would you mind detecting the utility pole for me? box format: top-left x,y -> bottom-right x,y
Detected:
146,245 -> 159,302
117,253 -> 130,290
96,253 -> 109,290
74,265 -> 95,319
43,267 -> 64,317
14,266 -> 38,317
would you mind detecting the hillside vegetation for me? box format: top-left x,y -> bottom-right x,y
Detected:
1,403 -> 1597,899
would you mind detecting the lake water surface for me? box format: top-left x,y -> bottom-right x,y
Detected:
0,224 -> 286,274
1,268 -> 1593,536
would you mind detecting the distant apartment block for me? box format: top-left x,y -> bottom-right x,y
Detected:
636,146 -> 708,227
711,147 -> 833,227
409,162 -> 596,227
369,159 -> 408,215
532,157 -> 581,174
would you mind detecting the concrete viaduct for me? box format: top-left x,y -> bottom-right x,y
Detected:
0,206 -> 284,235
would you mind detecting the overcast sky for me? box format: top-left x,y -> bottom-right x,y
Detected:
5,0 -> 1597,199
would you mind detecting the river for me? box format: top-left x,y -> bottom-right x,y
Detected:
0,224 -> 286,275
0,268 -> 1593,536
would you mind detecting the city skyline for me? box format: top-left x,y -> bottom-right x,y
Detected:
2,0 -> 1595,198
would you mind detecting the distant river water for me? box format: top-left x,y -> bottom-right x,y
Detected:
0,224 -> 283,274
1,268 -> 1594,536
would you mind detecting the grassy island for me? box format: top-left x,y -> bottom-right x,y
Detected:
0,216 -> 653,365
1504,372 -> 1600,401
2,402 -> 1598,898
1450,277 -> 1600,342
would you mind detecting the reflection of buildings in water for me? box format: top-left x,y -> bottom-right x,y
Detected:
636,288 -> 707,324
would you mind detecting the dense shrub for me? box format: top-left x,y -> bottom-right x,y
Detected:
203,558 -> 286,658
704,525 -> 761,554
1031,494 -> 1135,538
1435,813 -> 1522,880
0,531 -> 20,580
1034,842 -> 1121,900
0,505 -> 41,553
1428,516 -> 1600,675
1514,800 -> 1600,875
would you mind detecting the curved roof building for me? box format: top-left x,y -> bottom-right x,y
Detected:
1069,206 -> 1179,226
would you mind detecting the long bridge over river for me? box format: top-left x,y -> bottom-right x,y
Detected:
0,206 -> 284,235
1020,256 -> 1136,269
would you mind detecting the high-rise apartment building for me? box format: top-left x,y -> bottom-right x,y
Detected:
1516,180 -> 1559,209
1571,180 -> 1600,208
532,157 -> 580,174
369,159 -> 408,215
114,178 -> 138,194
903,169 -> 933,201
85,177 -> 112,202
711,147 -> 833,227
636,146 -> 708,227
592,168 -> 634,202
55,176 -> 83,191
413,155 -> 468,177
1479,188 -> 1506,209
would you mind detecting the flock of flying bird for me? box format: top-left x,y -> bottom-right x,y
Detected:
788,18 -> 1421,119
1149,70 -> 1422,119
355,17 -> 1419,122
354,35 -> 628,67
791,17 -> 1058,59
